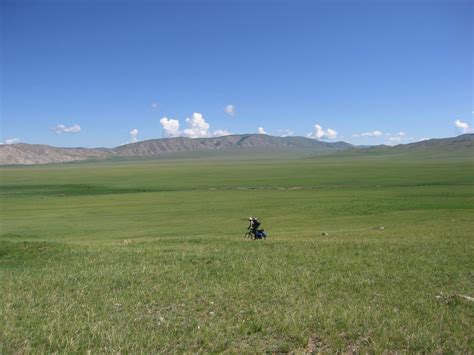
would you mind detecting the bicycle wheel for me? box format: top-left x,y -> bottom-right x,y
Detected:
244,232 -> 253,239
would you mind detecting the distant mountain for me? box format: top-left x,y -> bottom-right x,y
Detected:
1,134 -> 472,165
0,134 -> 353,165
113,134 -> 352,156
352,134 -> 474,155
0,144 -> 110,165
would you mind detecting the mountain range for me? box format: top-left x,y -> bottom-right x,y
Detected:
0,133 -> 472,165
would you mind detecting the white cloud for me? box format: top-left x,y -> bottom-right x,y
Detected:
53,124 -> 81,134
160,112 -> 230,138
213,129 -> 231,137
353,130 -> 383,138
385,131 -> 410,145
257,127 -> 267,134
2,138 -> 20,144
326,128 -> 337,139
182,113 -> 210,138
121,128 -> 140,145
160,117 -> 181,137
129,128 -> 138,143
308,124 -> 337,140
389,136 -> 402,144
224,104 -> 235,117
361,130 -> 383,137
278,129 -> 294,137
454,119 -> 472,133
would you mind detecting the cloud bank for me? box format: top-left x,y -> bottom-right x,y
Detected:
257,127 -> 267,134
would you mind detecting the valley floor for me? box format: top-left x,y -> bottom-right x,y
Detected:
1,154 -> 473,352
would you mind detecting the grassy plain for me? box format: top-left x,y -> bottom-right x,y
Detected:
1,152 -> 473,352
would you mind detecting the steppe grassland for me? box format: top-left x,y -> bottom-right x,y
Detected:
1,153 -> 473,352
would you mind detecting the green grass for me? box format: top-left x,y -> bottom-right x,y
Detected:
1,153 -> 473,352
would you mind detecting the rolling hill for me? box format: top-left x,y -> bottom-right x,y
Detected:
1,133 -> 472,165
0,134 -> 352,165
0,144 -> 111,165
347,133 -> 474,157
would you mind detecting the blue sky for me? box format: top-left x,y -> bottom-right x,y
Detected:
1,0 -> 472,147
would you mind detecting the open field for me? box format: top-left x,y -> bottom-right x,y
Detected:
1,153 -> 473,352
